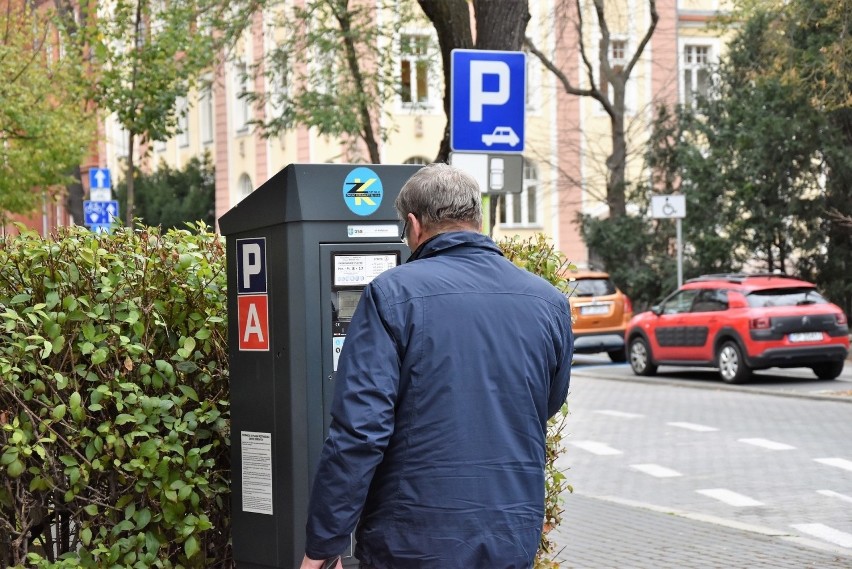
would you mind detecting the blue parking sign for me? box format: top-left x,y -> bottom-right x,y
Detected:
451,50 -> 526,153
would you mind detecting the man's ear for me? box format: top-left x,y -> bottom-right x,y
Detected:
408,213 -> 424,246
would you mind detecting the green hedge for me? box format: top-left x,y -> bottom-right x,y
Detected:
0,223 -> 229,568
0,227 -> 572,569
499,234 -> 574,568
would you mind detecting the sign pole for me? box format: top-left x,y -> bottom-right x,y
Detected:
676,218 -> 683,288
650,194 -> 687,287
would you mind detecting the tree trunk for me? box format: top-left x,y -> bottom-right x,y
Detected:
333,0 -> 381,163
64,165 -> 85,225
525,0 -> 659,219
607,94 -> 627,217
472,0 -> 530,51
417,0 -> 474,163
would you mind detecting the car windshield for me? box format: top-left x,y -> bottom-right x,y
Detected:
571,278 -> 616,297
746,287 -> 828,308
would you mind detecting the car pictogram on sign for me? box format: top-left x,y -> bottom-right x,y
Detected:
481,126 -> 520,147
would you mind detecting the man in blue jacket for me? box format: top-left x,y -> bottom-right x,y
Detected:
302,163 -> 573,569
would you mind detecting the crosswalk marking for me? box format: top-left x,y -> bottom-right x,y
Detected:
814,458 -> 852,472
630,464 -> 682,478
696,488 -> 763,507
738,438 -> 796,451
569,441 -> 623,456
667,422 -> 719,432
594,410 -> 644,419
817,490 -> 852,504
791,523 -> 852,548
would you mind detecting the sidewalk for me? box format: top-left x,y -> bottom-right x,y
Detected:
549,493 -> 852,568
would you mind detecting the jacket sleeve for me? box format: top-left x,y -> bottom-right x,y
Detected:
547,302 -> 574,419
304,282 -> 399,559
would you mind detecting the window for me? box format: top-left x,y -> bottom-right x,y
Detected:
746,287 -> 828,308
268,51 -> 289,115
683,44 -> 711,107
524,56 -> 541,111
498,159 -> 539,226
313,45 -> 337,96
238,173 -> 253,201
691,289 -> 729,313
572,277 -> 617,297
600,39 -> 627,102
176,96 -> 189,147
200,85 -> 213,144
400,34 -> 430,105
234,61 -> 250,132
661,290 -> 700,315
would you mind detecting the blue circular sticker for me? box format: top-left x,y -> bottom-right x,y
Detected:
342,167 -> 383,216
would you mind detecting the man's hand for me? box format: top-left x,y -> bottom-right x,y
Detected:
300,554 -> 343,569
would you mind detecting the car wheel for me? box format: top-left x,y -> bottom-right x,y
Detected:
608,348 -> 627,363
812,361 -> 844,380
717,341 -> 751,384
629,337 -> 657,376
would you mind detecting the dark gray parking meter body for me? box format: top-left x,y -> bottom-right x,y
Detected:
219,164 -> 420,568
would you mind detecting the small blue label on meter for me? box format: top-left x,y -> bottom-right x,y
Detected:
342,167 -> 383,216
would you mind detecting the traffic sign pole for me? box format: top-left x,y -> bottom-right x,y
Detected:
651,194 -> 687,287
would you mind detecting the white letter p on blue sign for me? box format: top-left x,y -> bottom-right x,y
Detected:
236,238 -> 267,294
469,61 -> 510,122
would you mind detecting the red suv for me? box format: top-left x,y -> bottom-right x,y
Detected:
625,273 -> 849,383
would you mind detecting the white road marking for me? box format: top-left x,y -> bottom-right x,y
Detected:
814,458 -> 852,472
630,463 -> 683,478
696,488 -> 764,507
594,410 -> 644,419
817,490 -> 852,504
569,441 -> 623,456
791,523 -> 852,549
738,438 -> 796,451
667,422 -> 719,432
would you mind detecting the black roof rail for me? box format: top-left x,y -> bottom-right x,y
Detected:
685,273 -> 747,283
686,271 -> 789,284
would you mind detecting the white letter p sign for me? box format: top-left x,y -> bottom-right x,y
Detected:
469,60 -> 510,122
241,243 -> 262,290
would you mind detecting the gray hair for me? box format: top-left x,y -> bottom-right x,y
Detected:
395,163 -> 482,231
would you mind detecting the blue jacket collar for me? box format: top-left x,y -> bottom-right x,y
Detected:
406,231 -> 503,263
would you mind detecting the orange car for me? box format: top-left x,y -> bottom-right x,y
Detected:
565,270 -> 634,362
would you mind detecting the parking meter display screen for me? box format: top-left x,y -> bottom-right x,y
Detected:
337,290 -> 362,320
331,252 -> 400,374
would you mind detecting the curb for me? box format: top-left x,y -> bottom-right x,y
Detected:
570,366 -> 852,404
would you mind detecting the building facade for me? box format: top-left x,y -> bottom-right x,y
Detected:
94,0 -> 727,267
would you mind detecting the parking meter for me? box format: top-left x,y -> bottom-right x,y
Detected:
219,163 -> 421,568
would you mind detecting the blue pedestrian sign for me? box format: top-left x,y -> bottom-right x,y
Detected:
451,50 -> 526,153
83,200 -> 120,226
89,168 -> 111,190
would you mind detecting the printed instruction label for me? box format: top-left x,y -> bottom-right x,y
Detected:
333,254 -> 397,286
241,431 -> 273,515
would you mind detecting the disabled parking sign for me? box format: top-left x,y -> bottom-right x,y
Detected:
451,50 -> 526,153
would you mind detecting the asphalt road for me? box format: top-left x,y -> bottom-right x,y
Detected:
571,353 -> 852,399
549,358 -> 852,566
